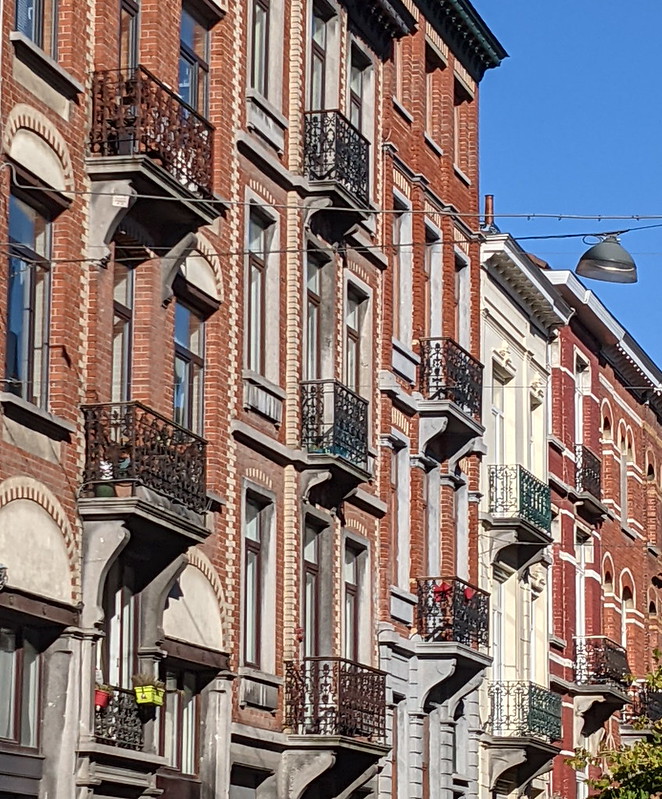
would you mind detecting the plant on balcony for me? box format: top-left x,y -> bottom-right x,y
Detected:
569,653 -> 662,798
131,673 -> 166,706
94,684 -> 114,709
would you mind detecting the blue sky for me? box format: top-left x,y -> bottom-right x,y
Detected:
476,1 -> 662,363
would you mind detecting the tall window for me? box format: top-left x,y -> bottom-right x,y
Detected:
247,212 -> 269,374
424,45 -> 444,142
179,6 -> 209,113
390,449 -> 400,585
423,225 -> 441,338
392,205 -> 404,341
302,524 -> 320,657
452,254 -> 468,345
305,255 -> 322,380
100,559 -> 137,689
574,356 -> 589,445
174,301 -> 205,433
112,262 -> 133,403
15,0 -> 57,57
349,47 -> 368,131
119,0 -> 139,73
250,0 -> 269,95
243,496 -> 267,668
6,194 -> 51,409
309,4 -> 328,110
620,439 -> 631,529
344,287 -> 363,393
0,624 -> 41,748
491,372 -> 506,466
162,668 -> 198,774
392,200 -> 412,344
343,545 -> 360,661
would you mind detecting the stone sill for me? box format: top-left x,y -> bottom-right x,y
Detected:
392,96 -> 413,124
0,392 -> 75,441
424,132 -> 443,157
10,31 -> 83,99
453,164 -> 472,186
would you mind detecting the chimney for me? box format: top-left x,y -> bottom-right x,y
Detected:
484,194 -> 494,229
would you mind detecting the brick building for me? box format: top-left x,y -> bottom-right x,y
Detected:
0,2 -> 508,799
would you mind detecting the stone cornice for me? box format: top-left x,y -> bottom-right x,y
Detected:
341,0 -> 417,58
415,0 -> 507,82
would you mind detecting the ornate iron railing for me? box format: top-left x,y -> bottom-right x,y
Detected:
304,110 -> 370,206
624,685 -> 662,724
574,636 -> 630,687
94,687 -> 144,750
486,681 -> 562,742
284,657 -> 386,741
488,465 -> 552,534
90,66 -> 214,197
416,577 -> 489,650
419,338 -> 483,419
300,380 -> 369,471
575,444 -> 602,499
82,401 -> 207,513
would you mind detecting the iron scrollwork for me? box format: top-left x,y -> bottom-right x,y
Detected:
488,464 -> 552,534
90,66 -> 214,198
284,657 -> 386,741
82,401 -> 207,513
94,687 -> 144,750
419,337 -> 483,420
304,110 -> 370,206
573,636 -> 630,687
300,380 -> 369,471
575,444 -> 602,499
416,576 -> 489,649
486,681 -> 562,742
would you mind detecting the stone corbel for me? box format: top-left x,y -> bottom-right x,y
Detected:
413,657 -> 457,713
277,750 -> 336,799
80,519 -> 131,629
139,553 -> 189,652
88,180 -> 137,261
575,694 -> 620,739
489,747 -> 527,791
161,232 -> 199,306
301,469 -> 333,504
336,763 -> 380,799
419,416 -> 449,458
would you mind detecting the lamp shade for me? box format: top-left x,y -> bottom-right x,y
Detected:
575,235 -> 637,283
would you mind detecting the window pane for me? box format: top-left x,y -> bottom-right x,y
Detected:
173,354 -> 189,428
32,267 -> 50,407
178,55 -> 195,106
112,315 -> 130,403
248,262 -> 263,372
344,547 -> 357,584
15,0 -> 37,43
248,215 -> 266,255
303,525 -> 318,564
344,592 -> 355,660
175,303 -> 191,348
304,570 -> 317,657
164,672 -> 179,768
20,632 -> 40,748
311,52 -> 324,111
120,6 -> 137,73
0,629 -> 16,739
306,300 -> 319,380
251,0 -> 269,94
345,337 -> 357,392
181,672 -> 197,774
245,499 -> 261,542
6,256 -> 29,397
244,549 -> 259,664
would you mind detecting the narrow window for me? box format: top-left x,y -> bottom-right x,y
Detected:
247,212 -> 269,374
309,4 -> 328,110
100,559 -> 137,689
250,0 -> 270,96
119,0 -> 139,73
6,194 -> 51,409
179,6 -> 210,114
491,372 -> 506,466
390,449 -> 400,585
302,524 -> 320,657
343,545 -> 360,661
344,287 -> 363,393
173,301 -> 205,433
112,261 -> 133,403
162,668 -> 199,774
305,255 -> 322,380
15,0 -> 57,57
243,496 -> 267,668
393,38 -> 404,102
423,225 -> 441,338
349,47 -> 368,131
424,45 -> 444,141
392,204 -> 403,341
0,625 -> 42,748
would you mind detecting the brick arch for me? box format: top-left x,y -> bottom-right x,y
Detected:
602,552 -> 615,591
186,548 -> 230,649
619,569 -> 636,604
3,104 -> 74,190
600,399 -> 613,440
646,450 -> 657,480
0,475 -> 79,596
195,234 -> 224,304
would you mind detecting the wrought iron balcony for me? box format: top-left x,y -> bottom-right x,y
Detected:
90,66 -> 214,198
304,110 -> 370,206
419,338 -> 483,419
416,577 -> 489,650
284,657 -> 386,741
488,465 -> 552,534
574,636 -> 630,688
624,685 -> 662,723
94,687 -> 144,750
575,444 -> 602,500
301,380 -> 369,472
82,401 -> 207,513
486,681 -> 562,742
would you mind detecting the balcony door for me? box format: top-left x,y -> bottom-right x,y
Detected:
309,3 -> 329,111
119,0 -> 139,74
101,559 -> 138,689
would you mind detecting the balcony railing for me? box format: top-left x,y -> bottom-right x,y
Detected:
284,657 -> 386,741
624,685 -> 662,724
486,681 -> 562,742
416,577 -> 489,650
574,636 -> 630,688
94,687 -> 144,750
575,444 -> 602,499
90,66 -> 214,198
488,465 -> 552,534
82,401 -> 207,513
303,110 -> 370,206
301,380 -> 369,472
419,338 -> 483,420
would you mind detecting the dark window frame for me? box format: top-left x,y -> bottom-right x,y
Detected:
243,494 -> 269,669
119,0 -> 139,73
179,4 -> 210,114
173,298 -> 205,434
159,665 -> 201,776
0,621 -> 43,750
15,0 -> 58,57
250,0 -> 270,96
246,210 -> 271,376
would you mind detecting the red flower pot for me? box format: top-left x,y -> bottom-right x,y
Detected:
95,689 -> 111,709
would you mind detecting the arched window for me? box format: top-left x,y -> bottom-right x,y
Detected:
602,415 -> 612,441
621,585 -> 634,649
604,570 -> 614,593
649,600 -> 657,617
